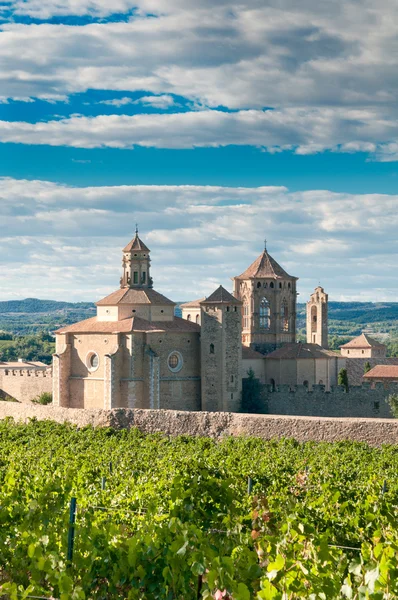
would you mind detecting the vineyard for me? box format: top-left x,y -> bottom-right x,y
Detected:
1,420 -> 398,599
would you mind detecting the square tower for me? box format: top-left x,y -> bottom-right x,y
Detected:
200,286 -> 242,412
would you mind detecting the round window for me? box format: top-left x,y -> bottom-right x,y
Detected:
86,352 -> 99,372
168,351 -> 183,373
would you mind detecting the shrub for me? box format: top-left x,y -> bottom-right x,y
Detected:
241,368 -> 266,413
386,393 -> 398,418
364,361 -> 372,374
32,392 -> 52,405
338,367 -> 349,391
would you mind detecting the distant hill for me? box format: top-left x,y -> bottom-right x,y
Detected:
0,298 -> 94,314
0,298 -> 397,342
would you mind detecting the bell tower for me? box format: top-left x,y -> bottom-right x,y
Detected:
120,226 -> 152,289
233,241 -> 298,354
306,286 -> 328,348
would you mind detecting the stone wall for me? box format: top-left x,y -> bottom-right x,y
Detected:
265,382 -> 397,418
1,401 -> 398,446
0,369 -> 52,403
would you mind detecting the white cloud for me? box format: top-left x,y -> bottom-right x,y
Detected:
0,177 -> 397,302
135,95 -> 175,109
98,97 -> 134,107
0,0 -> 398,115
0,108 -> 396,157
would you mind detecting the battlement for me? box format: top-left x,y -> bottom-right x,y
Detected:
1,368 -> 52,378
265,381 -> 396,418
265,381 -> 397,395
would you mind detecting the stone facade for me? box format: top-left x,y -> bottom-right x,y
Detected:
306,286 -> 328,347
200,287 -> 242,412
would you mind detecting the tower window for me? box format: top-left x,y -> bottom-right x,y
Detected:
270,282 -> 274,288
210,343 -> 215,354
259,297 -> 270,330
288,283 -> 291,289
281,298 -> 289,331
263,282 -> 268,288
133,271 -> 138,284
234,307 -> 237,312
257,282 -> 261,288
226,306 -> 230,311
279,282 -> 282,289
142,272 -> 146,284
231,375 -> 234,382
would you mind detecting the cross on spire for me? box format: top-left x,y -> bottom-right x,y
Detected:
135,223 -> 139,235
264,238 -> 267,250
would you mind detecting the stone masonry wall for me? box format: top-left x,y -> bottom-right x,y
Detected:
0,370 -> 52,403
1,401 -> 398,446
265,382 -> 397,418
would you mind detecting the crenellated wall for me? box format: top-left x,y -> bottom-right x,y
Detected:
264,382 -> 396,418
0,368 -> 52,403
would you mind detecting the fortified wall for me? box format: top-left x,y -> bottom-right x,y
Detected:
0,368 -> 52,403
264,382 -> 397,419
0,402 -> 398,447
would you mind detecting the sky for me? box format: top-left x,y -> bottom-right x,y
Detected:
1,0 -> 398,303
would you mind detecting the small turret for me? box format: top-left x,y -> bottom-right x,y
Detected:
120,226 -> 152,289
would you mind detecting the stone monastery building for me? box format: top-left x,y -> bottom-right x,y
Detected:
51,231 -> 387,412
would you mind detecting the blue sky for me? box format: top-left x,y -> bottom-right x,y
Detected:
1,0 -> 398,302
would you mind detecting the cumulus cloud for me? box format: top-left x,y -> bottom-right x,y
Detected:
98,97 -> 134,107
0,177 -> 397,302
0,108 -> 396,157
0,0 -> 398,115
135,95 -> 176,109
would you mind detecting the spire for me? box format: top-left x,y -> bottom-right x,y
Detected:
121,231 -> 152,289
135,223 -> 139,235
264,238 -> 267,251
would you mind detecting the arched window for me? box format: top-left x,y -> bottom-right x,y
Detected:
257,281 -> 261,288
281,298 -> 288,331
279,282 -> 282,289
195,314 -> 200,324
187,314 -> 191,321
270,282 -> 274,288
210,343 -> 215,354
263,282 -> 268,288
259,297 -> 270,329
303,380 -> 309,388
242,297 -> 249,330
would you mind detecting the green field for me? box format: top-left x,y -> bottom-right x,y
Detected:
1,420 -> 398,599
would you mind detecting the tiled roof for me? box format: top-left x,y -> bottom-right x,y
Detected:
132,316 -> 201,333
346,357 -> 398,385
0,361 -> 47,369
266,343 -> 338,360
96,287 -> 175,306
340,333 -> 386,349
235,250 -> 297,280
242,346 -> 265,360
123,234 -> 150,253
55,315 -> 200,335
364,365 -> 398,379
200,285 -> 242,305
55,317 -> 135,334
180,297 -> 206,308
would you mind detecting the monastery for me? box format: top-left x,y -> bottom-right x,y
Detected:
49,230 -> 388,411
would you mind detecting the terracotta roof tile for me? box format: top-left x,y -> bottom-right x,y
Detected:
364,365 -> 398,379
200,285 -> 242,305
266,343 -> 337,360
132,316 -> 201,333
56,315 -> 200,335
55,317 -> 135,334
340,333 -> 386,349
180,297 -> 206,308
96,287 -> 175,306
242,346 -> 265,360
235,250 -> 297,280
123,234 -> 150,253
